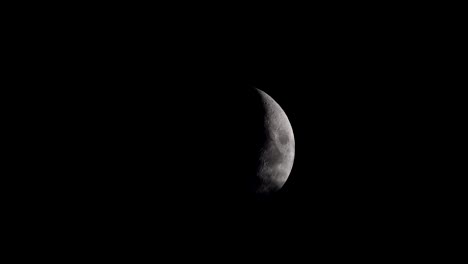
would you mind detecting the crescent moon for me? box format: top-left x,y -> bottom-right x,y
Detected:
256,88 -> 295,194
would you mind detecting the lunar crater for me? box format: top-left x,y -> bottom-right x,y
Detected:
278,132 -> 289,145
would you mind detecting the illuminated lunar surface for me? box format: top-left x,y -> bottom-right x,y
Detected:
255,88 -> 295,193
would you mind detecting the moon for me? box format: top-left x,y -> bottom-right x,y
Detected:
255,88 -> 295,194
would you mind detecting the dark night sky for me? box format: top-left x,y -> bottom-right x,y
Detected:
72,36 -> 431,227
33,6 -> 461,257
80,52 -> 438,244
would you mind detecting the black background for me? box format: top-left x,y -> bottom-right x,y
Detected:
19,4 -> 463,259
66,45 -> 438,254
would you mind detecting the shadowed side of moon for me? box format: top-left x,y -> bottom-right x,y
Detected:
255,88 -> 295,194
